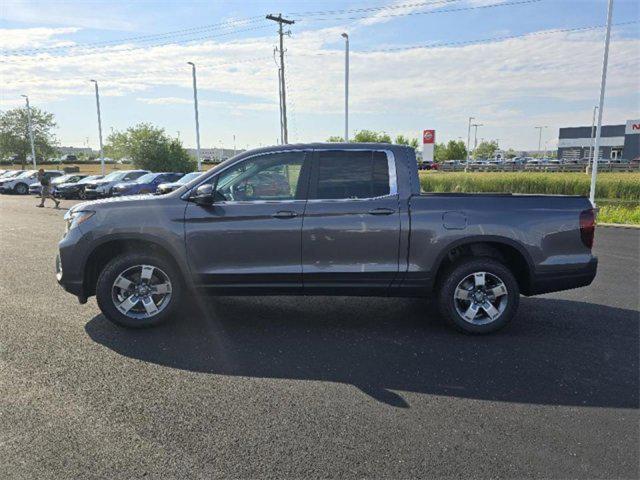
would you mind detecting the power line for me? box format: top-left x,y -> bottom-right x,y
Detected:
1,0 -> 532,58
1,16 -> 264,55
287,20 -> 639,57
359,20 -> 640,53
285,0 -> 464,17
295,0 -> 542,23
1,24 -> 273,62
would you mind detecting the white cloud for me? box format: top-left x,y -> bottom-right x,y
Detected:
0,27 -> 80,50
357,0 -> 453,27
0,22 -> 638,149
0,0 -> 137,31
136,96 -> 276,112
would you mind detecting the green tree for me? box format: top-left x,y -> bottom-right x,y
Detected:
105,123 -> 195,173
433,142 -> 447,162
473,140 -> 498,160
352,130 -> 392,143
505,148 -> 517,159
0,106 -> 58,168
395,135 -> 419,149
326,136 -> 344,142
444,140 -> 467,160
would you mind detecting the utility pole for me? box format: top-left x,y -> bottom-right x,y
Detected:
588,106 -> 598,168
266,13 -> 294,144
187,62 -> 202,171
466,116 -> 475,164
341,32 -> 349,142
471,123 -> 482,159
21,95 -> 37,169
590,0 -> 614,205
277,63 -> 284,144
535,126 -> 547,158
90,80 -> 105,175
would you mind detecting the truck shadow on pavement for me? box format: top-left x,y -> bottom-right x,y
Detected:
85,296 -> 639,409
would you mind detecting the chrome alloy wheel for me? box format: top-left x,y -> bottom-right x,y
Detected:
111,265 -> 173,320
453,271 -> 508,325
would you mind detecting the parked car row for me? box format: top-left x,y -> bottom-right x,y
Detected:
0,170 -> 64,194
0,168 -> 205,198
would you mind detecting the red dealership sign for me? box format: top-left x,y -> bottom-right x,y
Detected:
423,129 -> 435,144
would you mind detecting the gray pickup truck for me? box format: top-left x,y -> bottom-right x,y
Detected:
57,143 -> 597,333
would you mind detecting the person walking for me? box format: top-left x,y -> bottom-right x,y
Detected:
36,169 -> 60,208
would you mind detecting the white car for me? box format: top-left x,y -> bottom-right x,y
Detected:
0,169 -> 25,180
0,170 -> 62,195
83,169 -> 149,199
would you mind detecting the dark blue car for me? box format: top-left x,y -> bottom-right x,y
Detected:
112,172 -> 184,196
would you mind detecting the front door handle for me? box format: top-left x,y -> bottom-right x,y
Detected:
272,210 -> 298,219
368,207 -> 395,216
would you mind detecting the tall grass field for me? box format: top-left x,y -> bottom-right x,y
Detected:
420,171 -> 640,225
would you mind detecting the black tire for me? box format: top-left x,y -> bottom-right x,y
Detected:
14,183 -> 28,195
96,252 -> 183,328
78,189 -> 87,200
437,257 -> 520,334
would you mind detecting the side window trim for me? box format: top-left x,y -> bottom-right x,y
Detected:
308,148 -> 397,201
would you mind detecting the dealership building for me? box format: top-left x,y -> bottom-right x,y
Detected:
557,119 -> 640,161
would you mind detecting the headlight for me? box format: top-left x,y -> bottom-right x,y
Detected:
64,210 -> 94,232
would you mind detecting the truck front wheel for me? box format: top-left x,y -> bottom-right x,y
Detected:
96,253 -> 183,328
437,257 -> 519,334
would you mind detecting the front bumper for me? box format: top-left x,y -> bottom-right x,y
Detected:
56,226 -> 91,302
84,189 -> 108,199
528,257 -> 598,295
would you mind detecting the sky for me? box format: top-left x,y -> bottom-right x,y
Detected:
1,0 -> 639,152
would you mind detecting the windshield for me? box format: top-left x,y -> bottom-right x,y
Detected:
0,171 -> 20,179
101,171 -> 126,181
52,174 -> 72,184
177,172 -> 202,184
134,173 -> 159,184
15,170 -> 36,179
79,175 -> 101,184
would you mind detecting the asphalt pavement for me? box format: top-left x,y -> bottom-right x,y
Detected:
0,194 -> 638,479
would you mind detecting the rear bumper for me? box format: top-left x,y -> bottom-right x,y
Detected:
527,257 -> 598,295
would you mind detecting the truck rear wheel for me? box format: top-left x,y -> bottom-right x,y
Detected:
437,257 -> 519,334
96,253 -> 182,328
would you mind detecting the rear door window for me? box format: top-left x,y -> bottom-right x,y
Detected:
312,150 -> 391,200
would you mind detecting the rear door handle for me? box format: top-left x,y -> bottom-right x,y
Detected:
272,210 -> 298,219
368,207 -> 395,216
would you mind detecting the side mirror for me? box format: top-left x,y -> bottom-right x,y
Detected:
193,183 -> 214,205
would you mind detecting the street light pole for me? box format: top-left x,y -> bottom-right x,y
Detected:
471,123 -> 482,159
341,32 -> 349,142
90,80 -> 105,176
588,106 -> 598,168
187,62 -> 202,171
590,0 -> 615,205
21,95 -> 37,169
466,116 -> 475,164
535,126 -> 547,158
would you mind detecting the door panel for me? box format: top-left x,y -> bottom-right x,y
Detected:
185,200 -> 306,290
184,151 -> 309,293
302,150 -> 400,293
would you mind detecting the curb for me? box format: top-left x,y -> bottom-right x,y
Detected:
597,223 -> 640,229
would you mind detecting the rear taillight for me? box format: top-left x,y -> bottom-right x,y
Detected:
579,208 -> 596,249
